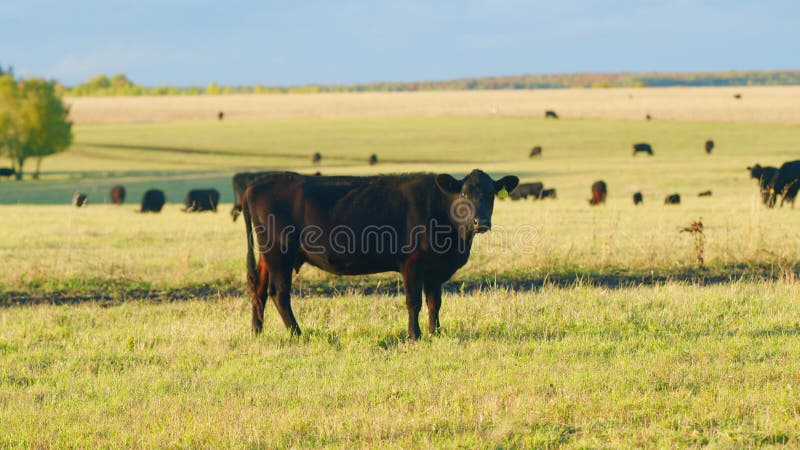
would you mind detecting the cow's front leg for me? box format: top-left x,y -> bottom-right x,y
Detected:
424,277 -> 443,335
402,258 -> 423,340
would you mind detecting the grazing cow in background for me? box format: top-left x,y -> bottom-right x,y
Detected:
698,190 -> 713,197
184,188 -> 220,212
633,143 -> 653,156
72,192 -> 88,207
766,160 -> 800,208
734,93 -> 742,99
646,114 -> 652,121
369,154 -> 379,165
243,170 -> 519,339
0,167 -> 14,179
589,180 -> 607,205
665,194 -> 681,205
748,164 -> 780,205
218,111 -> 224,121
540,188 -> 557,199
312,152 -> 322,164
529,146 -> 542,158
110,185 -> 126,205
140,189 -> 166,213
232,172 -> 266,221
509,182 -> 544,200
705,139 -> 714,154
633,192 -> 643,205
545,110 -> 559,119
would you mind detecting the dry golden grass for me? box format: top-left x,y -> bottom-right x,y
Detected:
65,86 -> 800,124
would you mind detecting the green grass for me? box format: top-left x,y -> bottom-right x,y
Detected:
3,114 -> 800,446
2,282 -> 800,447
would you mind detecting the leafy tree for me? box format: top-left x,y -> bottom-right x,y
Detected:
0,76 -> 72,180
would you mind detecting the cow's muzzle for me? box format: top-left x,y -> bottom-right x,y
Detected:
473,218 -> 491,233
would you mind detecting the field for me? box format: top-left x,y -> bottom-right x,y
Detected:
2,87 -> 800,447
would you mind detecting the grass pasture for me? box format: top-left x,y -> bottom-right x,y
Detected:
2,88 -> 800,447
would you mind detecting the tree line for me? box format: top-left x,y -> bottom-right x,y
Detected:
62,70 -> 800,96
0,67 -> 73,180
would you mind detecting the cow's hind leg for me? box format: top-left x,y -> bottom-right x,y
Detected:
250,254 -> 270,334
423,277 -> 443,336
270,265 -> 301,336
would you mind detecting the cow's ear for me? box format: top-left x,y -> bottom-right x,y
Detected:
436,174 -> 462,194
494,176 -> 519,194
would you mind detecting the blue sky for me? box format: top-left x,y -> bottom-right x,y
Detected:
0,0 -> 797,86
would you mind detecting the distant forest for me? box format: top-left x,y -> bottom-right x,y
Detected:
61,70 -> 800,96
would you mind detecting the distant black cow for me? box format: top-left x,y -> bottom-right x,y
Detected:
242,170 -> 519,339
140,189 -> 166,213
184,188 -> 220,212
0,167 -> 14,179
665,194 -> 681,205
369,154 -> 379,165
766,160 -> 800,208
231,172 -> 280,221
545,110 -> 559,119
734,93 -> 742,99
312,152 -> 322,164
705,139 -> 714,154
589,180 -> 607,205
633,143 -> 653,156
540,188 -> 557,199
72,192 -> 88,207
748,164 -> 780,205
529,146 -> 542,158
509,182 -> 544,200
645,114 -> 652,121
314,171 -> 322,176
218,111 -> 224,121
110,185 -> 126,205
698,190 -> 712,197
633,192 -> 643,205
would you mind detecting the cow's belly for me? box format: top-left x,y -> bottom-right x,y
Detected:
303,250 -> 399,275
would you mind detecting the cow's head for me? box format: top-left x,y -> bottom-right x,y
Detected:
748,164 -> 763,179
436,169 -> 519,233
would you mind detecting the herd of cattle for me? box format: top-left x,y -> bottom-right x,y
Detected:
11,138 -> 798,338
50,139 -> 800,212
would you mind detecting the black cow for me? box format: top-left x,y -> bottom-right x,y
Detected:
705,139 -> 714,154
766,160 -> 800,208
184,188 -> 220,212
232,171 -> 324,221
140,189 -> 166,213
589,180 -> 607,205
734,93 -> 742,99
72,192 -> 88,207
312,152 -> 322,164
545,110 -> 559,119
665,194 -> 681,205
748,164 -> 779,205
110,185 -> 126,205
0,167 -> 14,179
509,182 -> 543,200
369,154 -> 379,165
529,146 -> 542,158
243,170 -> 519,339
633,143 -> 653,156
646,114 -> 652,121
218,111 -> 224,121
633,192 -> 643,205
540,188 -> 557,199
698,190 -> 712,197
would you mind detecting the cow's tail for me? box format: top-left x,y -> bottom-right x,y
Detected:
242,187 -> 258,297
